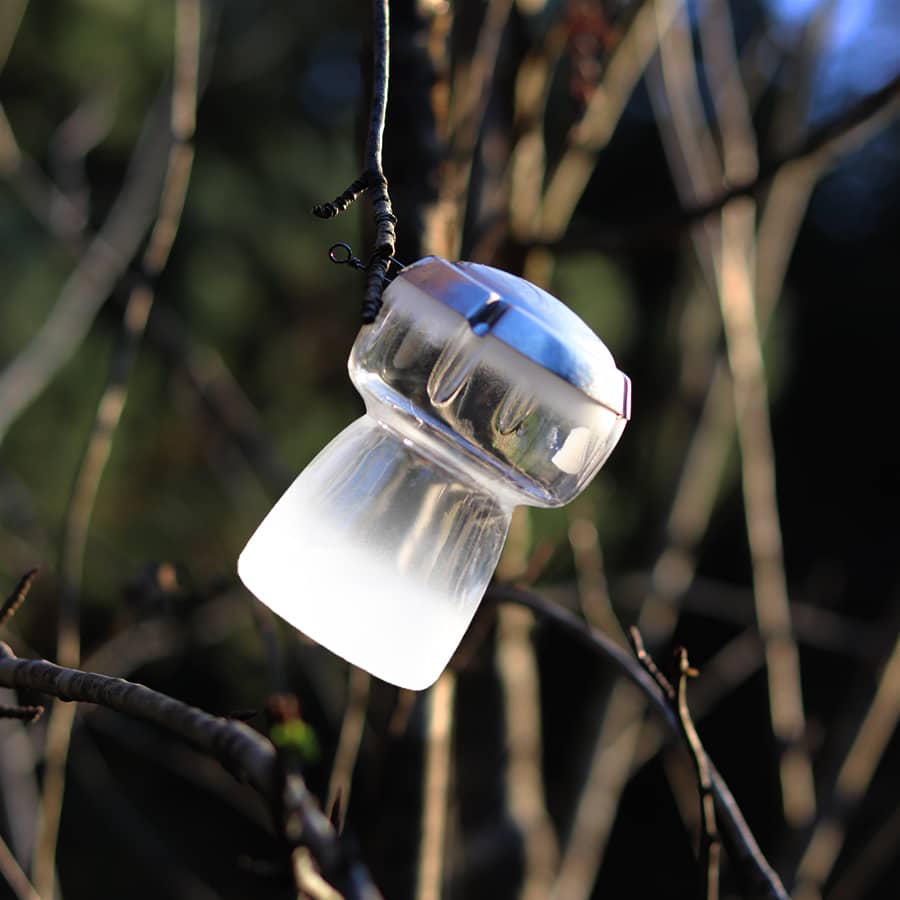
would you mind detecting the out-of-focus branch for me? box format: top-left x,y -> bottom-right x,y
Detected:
519,68 -> 900,256
313,0 -> 396,323
0,1 -> 27,73
0,833 -> 40,900
684,68 -> 900,222
551,510 -> 638,900
492,509 -> 559,900
828,801 -> 900,900
633,6 -> 900,655
650,0 -> 815,827
146,306 -> 291,494
326,666 -> 371,832
32,6 -> 203,896
647,0 -> 723,294
522,0 -> 680,288
701,0 -> 814,828
441,0 -> 513,259
793,626 -> 900,900
536,0 -> 681,244
0,641 -> 382,899
415,671 -> 456,900
0,93 -> 171,445
496,603 -> 559,900
487,584 -> 789,900
508,24 -> 565,250
0,704 -> 42,722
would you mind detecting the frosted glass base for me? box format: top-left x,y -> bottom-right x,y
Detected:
238,417 -> 511,690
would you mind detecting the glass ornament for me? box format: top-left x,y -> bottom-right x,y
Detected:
238,257 -> 631,689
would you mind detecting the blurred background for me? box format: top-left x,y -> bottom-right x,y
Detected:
1,0 -> 899,898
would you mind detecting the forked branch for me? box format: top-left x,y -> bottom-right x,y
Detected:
0,640 -> 382,899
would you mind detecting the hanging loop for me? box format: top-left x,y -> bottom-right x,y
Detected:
328,242 -> 406,280
329,242 -> 367,270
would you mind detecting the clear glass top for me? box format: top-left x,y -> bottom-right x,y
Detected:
349,259 -> 630,508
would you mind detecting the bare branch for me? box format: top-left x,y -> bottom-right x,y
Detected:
0,642 -> 382,899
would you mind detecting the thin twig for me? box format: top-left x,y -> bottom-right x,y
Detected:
0,705 -> 43,722
629,627 -> 675,699
674,647 -> 719,900
0,569 -> 38,627
312,173 -> 370,219
312,0 -> 396,323
0,642 -> 382,899
487,585 -> 789,900
629,634 -> 720,900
